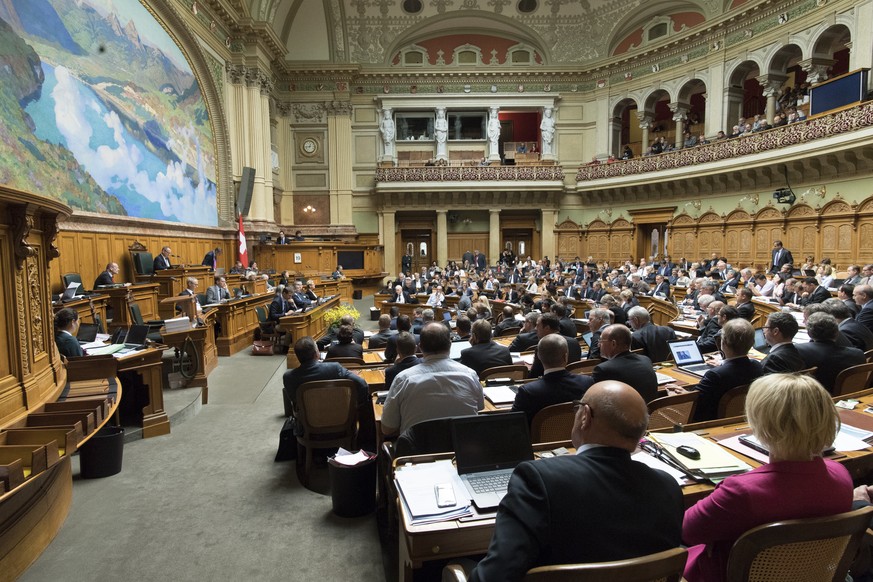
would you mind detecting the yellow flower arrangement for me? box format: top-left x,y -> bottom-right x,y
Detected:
323,303 -> 361,328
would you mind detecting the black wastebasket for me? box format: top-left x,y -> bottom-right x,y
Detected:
369,307 -> 380,321
79,426 -> 124,479
328,453 -> 377,517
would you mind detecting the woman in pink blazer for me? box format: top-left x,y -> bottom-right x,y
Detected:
682,373 -> 853,582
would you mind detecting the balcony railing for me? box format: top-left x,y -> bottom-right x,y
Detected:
376,164 -> 565,183
576,101 -> 873,182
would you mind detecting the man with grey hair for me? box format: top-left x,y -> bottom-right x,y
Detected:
628,305 -> 676,363
382,322 -> 483,436
586,307 -> 613,360
760,311 -> 805,374
177,276 -> 202,315
854,284 -> 873,334
823,298 -> 873,351
691,318 -> 763,422
469,380 -> 683,581
511,334 -> 595,424
796,311 -> 865,394
695,297 -> 722,353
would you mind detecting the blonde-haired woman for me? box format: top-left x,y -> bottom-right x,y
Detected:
682,374 -> 852,582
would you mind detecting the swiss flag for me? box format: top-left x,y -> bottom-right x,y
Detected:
238,214 -> 248,268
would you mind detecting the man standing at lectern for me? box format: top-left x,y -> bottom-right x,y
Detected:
770,240 -> 794,274
202,247 -> 222,270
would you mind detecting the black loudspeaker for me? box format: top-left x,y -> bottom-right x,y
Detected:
237,167 -> 255,216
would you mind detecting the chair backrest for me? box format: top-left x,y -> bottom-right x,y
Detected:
62,273 -> 84,295
524,547 -> 688,582
647,392 -> 699,431
131,251 -> 154,276
797,366 -> 818,377
196,293 -> 207,306
129,303 -> 145,326
865,348 -> 873,364
726,506 -> 873,582
717,383 -> 750,419
294,380 -> 358,439
567,359 -> 599,375
833,362 -> 873,397
255,306 -> 268,323
530,402 -> 575,443
324,356 -> 366,367
394,416 -> 456,457
480,364 -> 528,382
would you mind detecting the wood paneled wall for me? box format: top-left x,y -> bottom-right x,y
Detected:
50,229 -> 235,295
448,234 -> 489,263
555,197 -> 873,269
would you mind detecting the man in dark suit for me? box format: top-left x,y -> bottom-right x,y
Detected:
734,287 -> 756,321
511,334 -> 595,425
176,277 -> 202,315
551,303 -> 577,338
317,314 -> 364,350
269,287 -> 297,323
799,276 -> 832,306
494,306 -> 522,336
586,307 -> 613,360
770,239 -> 794,274
507,313 -> 540,352
797,312 -> 866,394
384,332 -> 421,389
695,298 -> 724,353
761,312 -> 806,374
460,320 -> 513,377
470,380 -> 683,581
201,247 -> 221,269
590,324 -> 659,402
501,284 -> 520,303
649,274 -> 671,299
853,285 -> 873,335
628,306 -> 676,364
290,281 -> 312,310
718,270 -> 740,293
93,262 -> 120,288
473,249 -> 486,272
368,314 -> 396,350
390,284 -> 414,304
153,246 -> 172,271
384,315 -> 418,362
824,298 -> 873,352
462,250 -> 474,268
691,318 -> 764,422
529,313 -> 583,378
275,230 -> 289,244
282,336 -> 375,448
325,325 -> 364,360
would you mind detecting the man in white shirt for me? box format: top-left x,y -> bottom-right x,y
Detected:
426,285 -> 445,307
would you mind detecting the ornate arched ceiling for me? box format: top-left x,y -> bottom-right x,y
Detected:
245,0 -> 732,65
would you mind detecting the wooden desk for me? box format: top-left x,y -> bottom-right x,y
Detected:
102,283 -> 160,331
134,265 -> 211,320
280,295 -> 342,368
211,293 -> 274,356
160,312 -> 218,403
379,301 -> 452,321
53,295 -> 109,331
638,296 -> 680,326
226,275 -> 268,296
115,347 -> 170,438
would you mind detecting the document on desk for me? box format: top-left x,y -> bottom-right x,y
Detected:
395,460 -> 472,525
631,451 -> 686,484
484,385 -> 517,405
648,432 -> 751,480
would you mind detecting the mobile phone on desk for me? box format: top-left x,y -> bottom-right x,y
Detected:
435,483 -> 456,508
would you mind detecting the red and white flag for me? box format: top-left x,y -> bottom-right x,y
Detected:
238,214 -> 248,268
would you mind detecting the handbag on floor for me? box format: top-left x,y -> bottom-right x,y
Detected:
251,340 -> 273,355
274,417 -> 297,461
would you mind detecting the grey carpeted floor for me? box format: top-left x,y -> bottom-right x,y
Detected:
20,296 -> 390,582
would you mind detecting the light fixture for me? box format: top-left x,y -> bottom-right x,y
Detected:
302,205 -> 316,213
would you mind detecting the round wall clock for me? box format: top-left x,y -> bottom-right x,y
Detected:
301,137 -> 318,156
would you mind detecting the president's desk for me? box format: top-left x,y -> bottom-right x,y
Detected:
393,391 -> 873,582
280,295 -> 342,368
134,265 -> 211,320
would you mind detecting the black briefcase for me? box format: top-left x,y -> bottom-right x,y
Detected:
274,417 -> 297,462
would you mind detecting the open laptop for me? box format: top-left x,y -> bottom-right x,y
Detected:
61,281 -> 82,302
450,412 -> 534,512
76,323 -> 99,344
753,327 -> 771,354
667,339 -> 715,377
113,325 -> 150,349
581,331 -> 593,348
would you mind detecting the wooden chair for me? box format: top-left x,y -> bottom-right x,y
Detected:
865,348 -> 873,364
324,356 -> 366,367
530,402 -> 575,443
443,547 -> 688,582
480,364 -> 528,382
833,362 -> 873,397
647,392 -> 699,431
567,359 -> 599,375
797,366 -> 818,377
495,326 -> 521,337
293,379 -> 358,485
128,303 -> 163,342
254,306 -> 280,345
717,383 -> 750,420
725,506 -> 873,582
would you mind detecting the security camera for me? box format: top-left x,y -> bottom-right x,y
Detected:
772,188 -> 796,204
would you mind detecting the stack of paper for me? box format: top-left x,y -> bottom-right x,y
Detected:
394,460 -> 472,525
164,316 -> 194,332
483,385 -> 517,405
648,432 -> 751,482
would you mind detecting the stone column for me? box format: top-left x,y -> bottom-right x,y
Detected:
723,86 -> 745,133
636,112 -> 653,153
607,116 -> 623,157
243,67 -> 273,223
706,61 -> 725,136
434,106 -> 448,161
436,210 -> 448,267
489,210 -> 500,267
799,57 -> 836,86
541,209 -> 556,260
326,101 -> 354,225
757,74 -> 787,124
380,210 -> 396,274
225,64 -> 247,179
274,102 -> 294,225
669,102 -> 689,148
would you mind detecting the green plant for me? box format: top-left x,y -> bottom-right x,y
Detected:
323,303 -> 361,328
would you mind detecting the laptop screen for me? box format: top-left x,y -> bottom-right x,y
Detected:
753,328 -> 770,352
581,331 -> 593,347
76,323 -> 99,343
668,339 -> 705,366
124,325 -> 150,346
61,281 -> 80,301
451,413 -> 533,474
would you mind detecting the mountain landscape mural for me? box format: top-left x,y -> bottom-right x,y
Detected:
0,0 -> 217,226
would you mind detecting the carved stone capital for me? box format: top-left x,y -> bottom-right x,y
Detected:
799,57 -> 836,85
324,100 -> 353,116
225,63 -> 246,85
756,74 -> 788,97
668,102 -> 689,123
636,111 -> 653,130
276,102 -> 293,117
292,103 -> 326,123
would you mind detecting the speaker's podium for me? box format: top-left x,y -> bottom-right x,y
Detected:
139,265 -> 211,320
159,296 -> 218,403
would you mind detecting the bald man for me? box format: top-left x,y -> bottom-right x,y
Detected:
470,381 -> 683,581
511,333 -> 595,425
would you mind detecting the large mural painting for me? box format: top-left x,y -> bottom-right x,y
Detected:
0,0 -> 217,226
